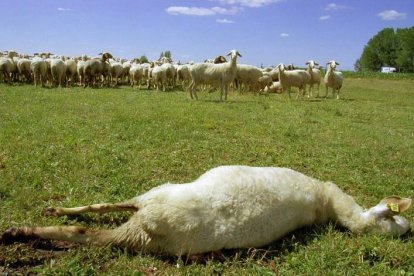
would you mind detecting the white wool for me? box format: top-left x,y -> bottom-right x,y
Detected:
3,166 -> 411,257
324,60 -> 343,99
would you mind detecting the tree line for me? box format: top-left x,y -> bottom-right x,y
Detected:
355,27 -> 414,72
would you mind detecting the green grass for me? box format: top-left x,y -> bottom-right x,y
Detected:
0,78 -> 414,274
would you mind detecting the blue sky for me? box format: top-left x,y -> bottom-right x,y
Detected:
1,0 -> 413,70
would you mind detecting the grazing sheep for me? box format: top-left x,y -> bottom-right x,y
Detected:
0,51 -> 18,84
305,60 -> 321,98
264,81 -> 283,94
140,62 -> 151,89
257,74 -> 273,92
150,63 -> 167,92
267,67 -> 280,81
122,60 -> 132,84
17,57 -> 33,83
65,58 -> 78,86
176,64 -> 191,90
1,165 -> 411,257
235,64 -> 263,93
83,52 -> 113,87
30,56 -> 48,87
50,56 -> 67,87
189,49 -> 242,101
129,63 -> 144,88
160,62 -> 176,88
324,60 -> 343,99
277,63 -> 310,99
77,55 -> 88,87
109,59 -> 124,86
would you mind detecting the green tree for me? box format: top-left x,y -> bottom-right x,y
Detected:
396,27 -> 414,72
357,27 -> 414,72
159,51 -> 172,59
359,28 -> 398,71
139,55 -> 149,63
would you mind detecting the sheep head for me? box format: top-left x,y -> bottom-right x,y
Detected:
306,60 -> 319,68
6,50 -> 18,58
100,52 -> 113,61
277,63 -> 285,72
327,60 -> 339,70
362,196 -> 411,236
213,55 -> 227,64
226,50 -> 242,59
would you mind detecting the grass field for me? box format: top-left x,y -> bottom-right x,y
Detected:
0,78 -> 413,275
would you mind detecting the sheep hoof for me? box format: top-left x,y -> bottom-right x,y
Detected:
44,207 -> 60,217
0,227 -> 32,244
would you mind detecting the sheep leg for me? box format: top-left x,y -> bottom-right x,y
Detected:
219,84 -> 224,101
44,201 -> 138,217
190,82 -> 198,100
0,225 -> 114,246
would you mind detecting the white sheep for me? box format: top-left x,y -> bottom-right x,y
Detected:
150,63 -> 167,92
122,60 -> 132,84
305,60 -> 321,98
277,63 -> 310,99
30,56 -> 48,87
50,56 -> 67,87
17,57 -> 33,83
235,64 -> 263,93
1,165 -> 411,257
264,81 -> 283,94
0,51 -> 18,84
257,73 -> 273,92
109,59 -> 124,86
176,64 -> 191,90
77,55 -> 91,87
324,60 -> 343,99
160,62 -> 176,88
189,49 -> 242,101
65,57 -> 78,86
129,63 -> 144,88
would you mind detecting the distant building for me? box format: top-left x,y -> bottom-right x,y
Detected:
381,67 -> 397,73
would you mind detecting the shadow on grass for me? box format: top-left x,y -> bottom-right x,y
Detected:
6,223 -> 412,271
0,223 -> 341,272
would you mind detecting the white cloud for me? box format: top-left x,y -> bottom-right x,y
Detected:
280,33 -> 289,37
320,15 -> 331,20
324,3 -> 347,11
216,18 -> 235,23
377,10 -> 407,21
57,8 -> 73,12
166,6 -> 241,16
213,0 -> 284,8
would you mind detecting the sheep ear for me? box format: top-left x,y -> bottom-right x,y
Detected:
335,62 -> 340,65
305,62 -> 309,65
314,62 -> 319,66
380,196 -> 412,214
226,52 -> 231,56
237,52 -> 242,57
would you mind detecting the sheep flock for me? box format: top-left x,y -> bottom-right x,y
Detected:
0,49 -> 344,100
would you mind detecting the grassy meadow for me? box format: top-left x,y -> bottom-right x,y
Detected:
0,78 -> 414,274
